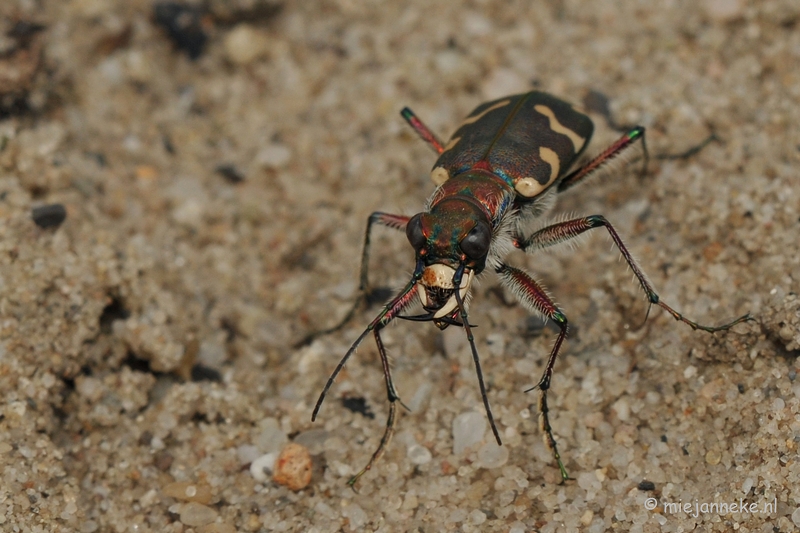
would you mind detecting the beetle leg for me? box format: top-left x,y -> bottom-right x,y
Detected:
516,215 -> 752,331
347,327 -> 401,488
313,260 -> 422,486
495,263 -> 570,482
401,107 -> 446,154
557,126 -> 647,192
296,212 -> 410,347
655,132 -> 719,161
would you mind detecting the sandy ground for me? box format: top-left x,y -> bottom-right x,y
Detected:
1,0 -> 799,531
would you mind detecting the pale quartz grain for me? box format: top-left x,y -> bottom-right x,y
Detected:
407,444 -> 433,465
452,411 -> 486,455
792,507 -> 800,527
341,503 -> 368,531
476,440 -> 509,469
162,481 -> 213,504
250,452 -> 278,483
256,418 -> 288,453
179,502 -> 218,527
236,444 -> 260,466
223,24 -> 270,66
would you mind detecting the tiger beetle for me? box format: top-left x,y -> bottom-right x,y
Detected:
311,91 -> 751,486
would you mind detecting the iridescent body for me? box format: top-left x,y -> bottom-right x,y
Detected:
311,91 -> 751,486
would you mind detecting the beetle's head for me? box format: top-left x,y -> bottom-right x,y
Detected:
405,198 -> 491,329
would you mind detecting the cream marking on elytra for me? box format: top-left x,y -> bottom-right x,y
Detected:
430,166 -> 450,185
539,146 -> 560,183
515,178 -> 545,198
512,145 -> 561,198
534,104 -> 586,151
443,136 -> 461,153
460,99 -> 512,127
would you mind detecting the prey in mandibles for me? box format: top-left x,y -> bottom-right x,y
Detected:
310,91 -> 751,486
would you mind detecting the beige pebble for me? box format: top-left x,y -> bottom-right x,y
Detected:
223,24 -> 270,65
705,448 -> 722,465
199,524 -> 236,533
703,0 -> 743,22
179,502 -> 218,527
273,443 -> 312,491
162,481 -> 213,505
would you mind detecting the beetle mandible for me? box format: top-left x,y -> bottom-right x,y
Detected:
311,91 -> 751,486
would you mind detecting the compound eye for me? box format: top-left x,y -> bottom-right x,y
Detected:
405,213 -> 426,250
460,221 -> 491,259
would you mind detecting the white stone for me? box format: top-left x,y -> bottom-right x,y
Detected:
452,411 -> 486,455
476,440 -> 509,469
256,417 -> 288,452
341,503 -> 367,531
612,398 -> 630,422
250,452 -> 278,482
407,444 -> 432,465
236,444 -> 260,466
256,144 -> 292,169
468,509 -> 487,525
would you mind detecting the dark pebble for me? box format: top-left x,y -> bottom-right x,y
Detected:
215,164 -> 245,183
154,451 -> 174,471
190,364 -> 222,382
637,480 -> 656,491
32,203 -> 67,228
153,2 -> 208,60
341,397 -> 375,419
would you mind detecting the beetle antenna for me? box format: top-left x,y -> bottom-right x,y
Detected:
312,262 -> 423,422
453,264 -> 502,446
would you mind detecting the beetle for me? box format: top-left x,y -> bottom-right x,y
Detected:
311,91 -> 751,486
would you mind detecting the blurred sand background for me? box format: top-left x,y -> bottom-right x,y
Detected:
0,0 -> 799,531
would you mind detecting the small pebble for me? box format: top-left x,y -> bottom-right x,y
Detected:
32,204 -> 67,228
178,502 -> 218,527
612,398 -> 630,422
215,164 -> 245,183
407,444 -> 432,465
705,448 -> 722,465
153,2 -> 208,60
792,507 -> 800,527
198,524 -> 237,533
292,429 -> 329,455
273,443 -> 312,491
162,481 -> 213,504
154,451 -> 174,471
256,143 -> 292,168
703,0 -> 744,22
468,509 -> 487,525
341,503 -> 367,531
476,440 -> 509,469
250,452 -> 277,483
452,411 -> 486,455
223,24 -> 270,65
237,444 -> 261,466
637,480 -> 655,491
256,417 -> 288,452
